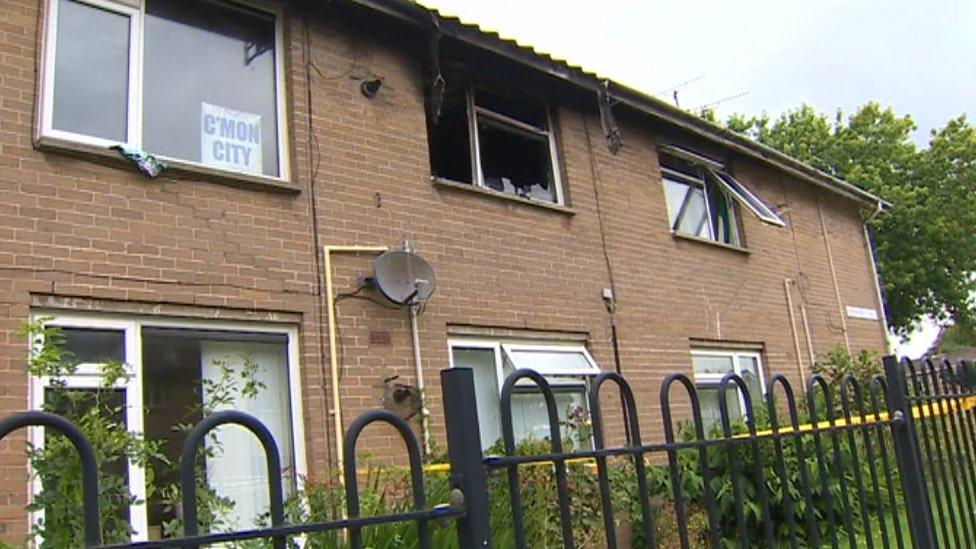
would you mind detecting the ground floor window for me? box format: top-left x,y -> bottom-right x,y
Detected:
448,340 -> 600,451
29,313 -> 305,542
691,348 -> 766,428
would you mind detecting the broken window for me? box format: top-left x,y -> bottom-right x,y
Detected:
428,82 -> 562,204
660,145 -> 784,246
427,82 -> 472,184
40,0 -> 286,179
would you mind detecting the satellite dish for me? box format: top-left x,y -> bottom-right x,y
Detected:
372,250 -> 436,305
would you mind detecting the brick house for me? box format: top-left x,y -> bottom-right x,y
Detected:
0,0 -> 889,540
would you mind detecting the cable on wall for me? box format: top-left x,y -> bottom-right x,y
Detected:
581,111 -> 619,306
301,9 -> 335,473
581,108 -> 631,444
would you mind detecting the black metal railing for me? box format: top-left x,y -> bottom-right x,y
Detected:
442,356 -> 976,548
5,355 -> 976,547
5,407 -> 463,548
900,357 -> 976,548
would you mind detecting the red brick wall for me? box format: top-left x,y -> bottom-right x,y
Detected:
0,0 -> 887,538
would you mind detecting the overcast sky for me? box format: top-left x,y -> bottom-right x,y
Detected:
421,0 -> 975,356
420,0 -> 976,144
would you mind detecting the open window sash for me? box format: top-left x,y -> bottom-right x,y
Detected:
500,344 -> 601,378
707,169 -> 785,226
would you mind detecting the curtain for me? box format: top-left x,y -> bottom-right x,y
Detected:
511,390 -> 586,448
200,340 -> 292,530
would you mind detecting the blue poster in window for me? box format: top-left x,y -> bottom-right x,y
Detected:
201,102 -> 263,174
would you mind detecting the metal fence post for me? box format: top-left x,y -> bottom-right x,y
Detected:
883,355 -> 937,549
440,368 -> 493,548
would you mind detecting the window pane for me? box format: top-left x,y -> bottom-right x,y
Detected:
52,0 -> 129,141
61,327 -> 125,364
698,385 -> 741,428
738,356 -> 764,406
142,329 -> 293,532
427,82 -> 472,183
478,119 -> 556,202
502,352 -> 516,378
706,180 -> 737,245
452,347 -> 502,450
510,389 -> 589,449
711,170 -> 784,226
663,178 -> 690,228
506,348 -> 594,376
475,88 -> 548,129
738,355 -> 759,376
692,354 -> 734,376
671,183 -> 711,238
143,0 -> 279,176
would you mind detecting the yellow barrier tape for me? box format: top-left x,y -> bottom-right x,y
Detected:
365,395 -> 976,475
749,394 -> 976,438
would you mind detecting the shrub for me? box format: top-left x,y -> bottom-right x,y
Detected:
17,324 -> 901,548
21,320 -> 163,547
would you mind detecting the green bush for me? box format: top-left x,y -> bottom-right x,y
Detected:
20,320 -> 276,546
21,320 -> 164,547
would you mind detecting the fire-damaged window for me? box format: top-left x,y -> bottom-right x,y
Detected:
659,145 -> 784,246
39,0 -> 287,179
428,82 -> 562,204
449,340 -> 600,451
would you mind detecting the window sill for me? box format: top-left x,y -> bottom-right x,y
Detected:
431,176 -> 575,215
672,232 -> 751,254
34,135 -> 300,194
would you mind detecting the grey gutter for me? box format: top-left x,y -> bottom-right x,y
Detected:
342,0 -> 890,209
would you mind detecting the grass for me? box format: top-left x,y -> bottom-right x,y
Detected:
853,480 -> 974,548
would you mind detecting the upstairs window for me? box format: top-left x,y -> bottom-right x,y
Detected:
40,0 -> 287,179
661,154 -> 741,245
428,83 -> 563,204
659,145 -> 784,246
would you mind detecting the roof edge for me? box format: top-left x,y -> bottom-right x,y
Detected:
341,0 -> 890,210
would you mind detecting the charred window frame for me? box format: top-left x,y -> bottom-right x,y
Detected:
428,81 -> 563,204
661,153 -> 744,246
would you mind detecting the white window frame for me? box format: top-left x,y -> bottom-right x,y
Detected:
38,0 -> 291,181
662,165 -> 742,245
465,86 -> 565,205
500,343 -> 601,378
27,311 -> 307,543
660,143 -> 784,231
691,348 -> 766,421
708,169 -> 785,227
447,338 -> 599,450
